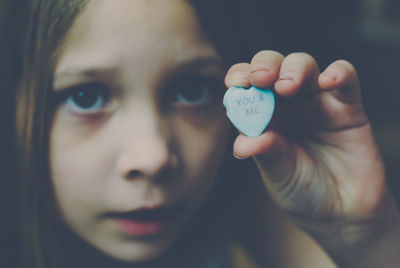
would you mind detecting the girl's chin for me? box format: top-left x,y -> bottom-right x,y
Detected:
56,222 -> 179,266
104,243 -> 171,264
93,218 -> 190,264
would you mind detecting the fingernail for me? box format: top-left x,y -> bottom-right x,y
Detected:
233,152 -> 247,160
321,71 -> 338,81
250,65 -> 270,73
278,74 -> 295,82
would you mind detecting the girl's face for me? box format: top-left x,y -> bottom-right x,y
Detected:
50,0 -> 229,262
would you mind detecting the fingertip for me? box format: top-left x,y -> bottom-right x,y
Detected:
233,131 -> 284,159
274,52 -> 320,97
224,63 -> 251,88
233,151 -> 248,160
249,66 -> 278,88
318,71 -> 339,90
274,75 -> 301,97
319,60 -> 359,90
248,50 -> 284,88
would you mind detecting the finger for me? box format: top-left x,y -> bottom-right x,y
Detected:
319,60 -> 362,104
248,50 -> 284,88
291,59 -> 367,131
274,52 -> 320,97
225,63 -> 251,88
233,131 -> 288,159
233,131 -> 299,188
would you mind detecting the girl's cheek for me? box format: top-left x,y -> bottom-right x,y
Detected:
49,116 -> 112,192
50,107 -> 112,149
173,111 -> 230,173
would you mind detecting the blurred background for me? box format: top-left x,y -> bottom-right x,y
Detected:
350,0 -> 400,202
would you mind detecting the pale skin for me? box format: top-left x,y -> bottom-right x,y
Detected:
50,0 -> 230,263
48,0 -> 400,266
225,51 -> 400,267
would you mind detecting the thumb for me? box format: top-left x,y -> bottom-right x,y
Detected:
233,131 -> 299,189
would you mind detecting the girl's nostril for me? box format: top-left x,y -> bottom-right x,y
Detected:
127,170 -> 141,180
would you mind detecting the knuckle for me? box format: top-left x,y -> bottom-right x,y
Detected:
286,52 -> 314,62
251,50 -> 284,62
335,60 -> 356,74
283,53 -> 318,73
227,62 -> 249,74
225,63 -> 250,87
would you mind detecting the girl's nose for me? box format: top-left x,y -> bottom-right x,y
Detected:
117,135 -> 177,181
115,106 -> 178,181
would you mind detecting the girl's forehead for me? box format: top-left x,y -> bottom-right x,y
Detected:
58,0 -> 208,62
69,0 -> 205,42
54,0 -> 221,90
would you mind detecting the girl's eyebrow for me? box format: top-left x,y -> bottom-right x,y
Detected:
53,55 -> 224,90
54,66 -> 117,80
53,66 -> 119,89
175,55 -> 224,72
162,55 -> 225,82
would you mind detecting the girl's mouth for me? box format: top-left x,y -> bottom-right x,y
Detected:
106,206 -> 182,236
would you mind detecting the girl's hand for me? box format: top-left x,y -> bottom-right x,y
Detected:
225,51 -> 400,267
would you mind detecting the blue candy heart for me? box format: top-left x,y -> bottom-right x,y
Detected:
223,86 -> 275,137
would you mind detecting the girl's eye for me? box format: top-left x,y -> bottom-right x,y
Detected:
57,83 -> 110,114
171,76 -> 223,106
176,84 -> 209,104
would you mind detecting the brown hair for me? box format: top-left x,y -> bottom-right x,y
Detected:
5,1 -> 88,267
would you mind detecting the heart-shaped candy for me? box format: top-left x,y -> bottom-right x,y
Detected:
223,86 -> 275,137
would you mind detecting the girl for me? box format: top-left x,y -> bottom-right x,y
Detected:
3,0 -> 400,267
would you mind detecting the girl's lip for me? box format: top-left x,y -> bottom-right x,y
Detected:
114,218 -> 165,236
104,205 -> 182,236
107,205 -> 182,219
